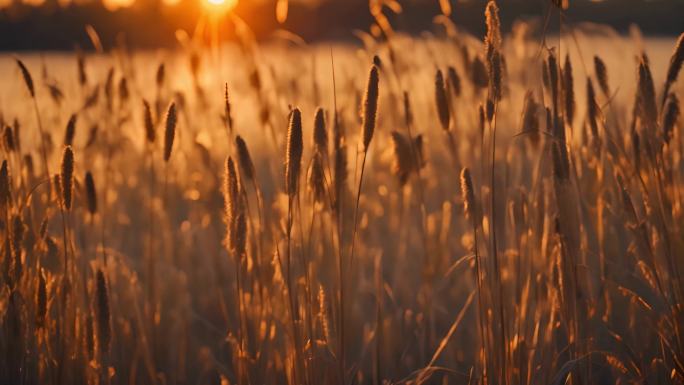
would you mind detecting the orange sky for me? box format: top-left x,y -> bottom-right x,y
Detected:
0,0 -> 331,10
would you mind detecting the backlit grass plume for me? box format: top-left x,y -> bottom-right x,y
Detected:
662,93 -> 679,144
0,160 -> 11,209
594,55 -> 610,97
15,59 -> 35,97
563,55 -> 575,125
164,102 -> 177,162
85,171 -> 97,215
361,66 -> 379,151
662,32 -> 683,107
224,156 -> 240,247
143,99 -> 155,143
3,126 -> 15,152
435,69 -> 451,131
587,78 -> 600,139
285,108 -> 303,196
64,113 -> 77,146
460,167 -> 480,226
313,107 -> 328,155
637,57 -> 658,130
60,146 -> 74,210
235,136 -> 255,182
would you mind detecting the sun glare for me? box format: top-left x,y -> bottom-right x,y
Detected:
203,0 -> 237,14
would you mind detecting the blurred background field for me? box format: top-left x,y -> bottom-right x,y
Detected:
0,0 -> 683,50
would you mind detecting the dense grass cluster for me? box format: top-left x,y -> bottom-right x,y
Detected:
1,1 -> 683,384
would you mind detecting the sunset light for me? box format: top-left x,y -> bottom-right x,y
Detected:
202,0 -> 237,14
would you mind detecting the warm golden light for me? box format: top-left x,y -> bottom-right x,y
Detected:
202,0 -> 237,14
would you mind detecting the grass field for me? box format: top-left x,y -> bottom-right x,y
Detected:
0,3 -> 683,384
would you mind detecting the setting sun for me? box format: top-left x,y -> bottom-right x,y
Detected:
202,0 -> 237,14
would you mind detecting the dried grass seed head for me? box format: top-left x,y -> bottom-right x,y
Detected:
286,108 -> 304,196
142,99 -> 156,143
314,107 -> 328,155
64,113 -> 77,146
85,171 -> 97,215
593,55 -> 610,96
663,93 -> 680,144
164,102 -> 177,161
435,69 -> 451,131
235,136 -> 255,182
60,146 -> 74,210
361,65 -> 379,151
16,59 -> 35,98
563,55 -> 575,125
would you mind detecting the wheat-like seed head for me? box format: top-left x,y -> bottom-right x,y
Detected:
77,49 -> 87,86
663,32 -> 684,100
390,131 -> 413,186
308,152 -> 326,203
286,108 -> 303,196
488,50 -> 503,102
637,57 -> 657,129
361,66 -> 379,151
484,0 -> 501,61
587,78 -> 599,139
104,68 -> 115,111
632,129 -> 641,171
3,126 -> 15,153
547,51 -> 559,111
12,119 -> 20,153
435,70 -> 451,131
64,113 -> 77,146
85,171 -> 97,215
235,136 -> 255,182
460,167 -> 481,226
522,91 -> 540,145
15,59 -> 35,98
403,91 -> 413,127
563,55 -> 575,126
663,93 -> 680,144
164,102 -> 177,162
373,55 -> 382,69
143,100 -> 155,143
0,160 -> 11,209
447,66 -> 462,97
60,146 -> 74,210
224,156 -> 240,247
313,107 -> 328,155
156,63 -> 165,88
486,98 -> 495,122
118,77 -> 129,104
593,55 -> 610,97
